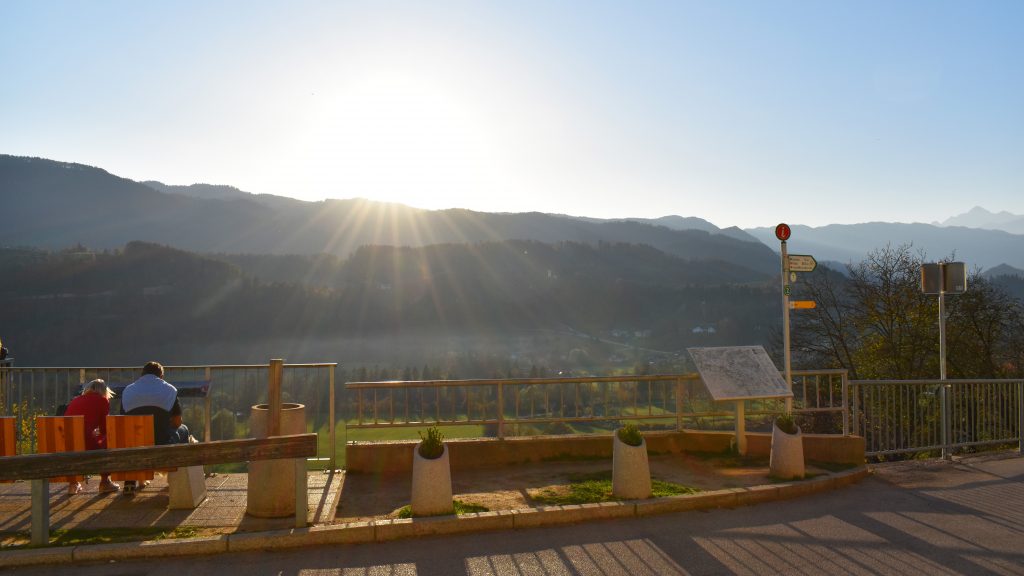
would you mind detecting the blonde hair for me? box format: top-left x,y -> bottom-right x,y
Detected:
83,379 -> 114,400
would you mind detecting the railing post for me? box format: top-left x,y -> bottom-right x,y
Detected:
497,382 -> 505,440
204,366 -> 212,443
268,359 -> 284,437
841,372 -> 849,436
941,384 -> 951,460
329,366 -> 337,469
852,382 -> 860,437
1018,380 -> 1023,456
30,478 -> 49,546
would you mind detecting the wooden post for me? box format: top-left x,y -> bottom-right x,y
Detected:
675,379 -> 683,432
735,400 -> 747,455
497,382 -> 505,439
268,359 -> 284,437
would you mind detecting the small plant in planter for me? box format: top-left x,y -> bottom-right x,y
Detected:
617,423 -> 643,447
769,413 -> 805,479
612,423 -> 651,499
775,413 -> 798,435
411,426 -> 453,516
418,426 -> 445,459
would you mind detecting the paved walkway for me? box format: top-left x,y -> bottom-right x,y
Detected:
0,469 -> 342,537
4,451 -> 1022,575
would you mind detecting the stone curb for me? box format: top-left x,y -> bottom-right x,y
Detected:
72,535 -> 228,563
0,466 -> 870,568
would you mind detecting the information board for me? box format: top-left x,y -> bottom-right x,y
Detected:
687,346 -> 793,401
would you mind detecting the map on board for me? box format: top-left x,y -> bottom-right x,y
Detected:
687,346 -> 793,401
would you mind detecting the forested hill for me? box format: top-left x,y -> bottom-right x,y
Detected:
0,155 -> 778,274
0,241 -> 777,365
214,240 -> 767,289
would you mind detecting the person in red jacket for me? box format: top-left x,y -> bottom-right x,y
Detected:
64,379 -> 120,494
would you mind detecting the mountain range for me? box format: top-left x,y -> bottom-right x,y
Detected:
0,155 -> 778,276
746,222 -> 1024,272
3,154 -> 1024,275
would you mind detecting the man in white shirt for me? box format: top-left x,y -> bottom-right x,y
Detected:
121,361 -> 190,445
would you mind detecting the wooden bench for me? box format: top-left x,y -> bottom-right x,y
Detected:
107,414 -> 205,507
0,433 -> 317,546
1,417 -> 15,482
34,416 -> 87,485
106,414 -> 156,484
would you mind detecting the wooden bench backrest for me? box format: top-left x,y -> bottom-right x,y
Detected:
1,417 -> 14,456
1,417 -> 15,483
106,415 -> 155,481
35,416 -> 86,483
0,433 -> 318,481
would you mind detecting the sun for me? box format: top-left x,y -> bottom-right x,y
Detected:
304,70 -> 508,211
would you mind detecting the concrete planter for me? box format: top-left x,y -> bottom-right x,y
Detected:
411,443 -> 453,516
612,432 -> 651,499
769,422 -> 805,480
247,403 -> 306,518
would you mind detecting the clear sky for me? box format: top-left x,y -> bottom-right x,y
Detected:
2,0 -> 1022,229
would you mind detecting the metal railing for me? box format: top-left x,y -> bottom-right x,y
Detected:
0,362 -> 339,467
344,369 -> 849,438
850,379 -> 1024,457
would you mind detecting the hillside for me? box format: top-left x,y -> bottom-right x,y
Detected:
0,241 -> 777,365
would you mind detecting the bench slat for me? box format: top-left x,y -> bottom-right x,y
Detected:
0,433 -> 318,481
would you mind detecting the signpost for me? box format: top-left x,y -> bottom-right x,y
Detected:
775,226 -> 819,414
776,224 -> 793,413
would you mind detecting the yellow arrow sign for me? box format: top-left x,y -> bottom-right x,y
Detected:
789,300 -> 816,310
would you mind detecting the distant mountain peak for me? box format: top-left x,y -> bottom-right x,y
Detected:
982,263 -> 1024,279
937,206 -> 1024,235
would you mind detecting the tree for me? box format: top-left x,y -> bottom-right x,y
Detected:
793,244 -> 1023,380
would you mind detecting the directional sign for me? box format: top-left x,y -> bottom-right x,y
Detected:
789,300 -> 816,310
788,254 -> 817,272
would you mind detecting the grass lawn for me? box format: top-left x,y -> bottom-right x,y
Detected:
396,499 -> 490,518
531,471 -> 700,505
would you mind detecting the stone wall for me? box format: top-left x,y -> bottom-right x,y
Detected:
345,430 -> 865,474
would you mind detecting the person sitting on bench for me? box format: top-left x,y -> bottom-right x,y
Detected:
64,379 -> 120,494
120,361 -> 194,493
122,361 -> 192,445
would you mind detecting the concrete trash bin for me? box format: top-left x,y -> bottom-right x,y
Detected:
247,402 -> 306,518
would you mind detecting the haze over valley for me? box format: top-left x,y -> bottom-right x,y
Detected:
2,155 -> 1023,375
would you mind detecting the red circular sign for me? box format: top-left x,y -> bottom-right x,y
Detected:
775,223 -> 791,241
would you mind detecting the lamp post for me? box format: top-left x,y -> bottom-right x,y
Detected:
921,262 -> 966,460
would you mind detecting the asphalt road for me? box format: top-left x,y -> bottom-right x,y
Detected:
9,454 -> 1024,575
